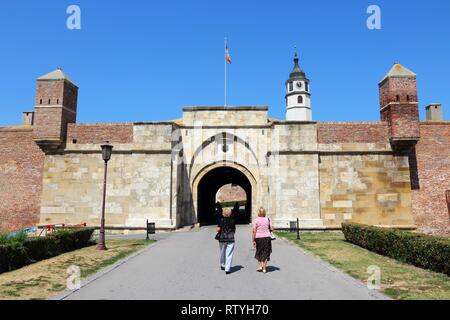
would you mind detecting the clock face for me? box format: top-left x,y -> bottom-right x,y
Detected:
296,82 -> 302,88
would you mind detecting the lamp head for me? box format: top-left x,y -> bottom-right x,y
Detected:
101,141 -> 113,162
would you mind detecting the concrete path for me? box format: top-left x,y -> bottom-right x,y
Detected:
60,226 -> 387,300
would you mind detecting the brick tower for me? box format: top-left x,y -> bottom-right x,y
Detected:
33,68 -> 78,151
379,63 -> 420,153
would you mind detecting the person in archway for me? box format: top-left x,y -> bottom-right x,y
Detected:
232,202 -> 240,220
216,208 -> 236,274
215,202 -> 223,224
252,207 -> 274,273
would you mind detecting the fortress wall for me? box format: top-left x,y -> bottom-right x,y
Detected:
270,153 -> 321,228
317,122 -> 389,144
0,127 -> 44,231
412,122 -> 450,235
39,152 -> 174,228
67,123 -> 134,144
269,123 -> 321,227
133,123 -> 174,149
39,123 -> 176,229
319,153 -> 414,228
182,107 -> 268,127
272,123 -> 317,151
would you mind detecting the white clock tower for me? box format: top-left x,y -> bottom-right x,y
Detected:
285,52 -> 311,121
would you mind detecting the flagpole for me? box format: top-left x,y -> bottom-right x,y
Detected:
224,37 -> 227,107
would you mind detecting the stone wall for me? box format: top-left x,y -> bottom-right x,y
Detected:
412,122 -> 450,235
38,123 -> 176,229
271,153 -> 321,228
39,152 -> 173,228
270,123 -> 322,227
319,152 -> 414,228
1,108 -> 447,234
182,107 -> 268,126
0,127 -> 44,231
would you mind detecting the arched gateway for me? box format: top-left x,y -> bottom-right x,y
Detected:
192,162 -> 257,226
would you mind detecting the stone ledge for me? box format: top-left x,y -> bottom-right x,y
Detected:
0,125 -> 33,132
182,106 -> 268,111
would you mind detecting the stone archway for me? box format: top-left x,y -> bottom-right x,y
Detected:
192,162 -> 257,225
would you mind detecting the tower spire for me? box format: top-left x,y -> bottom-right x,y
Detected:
289,50 -> 305,79
285,48 -> 311,121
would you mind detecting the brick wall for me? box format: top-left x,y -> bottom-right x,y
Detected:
317,122 -> 389,144
33,107 -> 64,139
35,80 -> 64,106
381,104 -> 420,139
35,79 -> 78,111
67,123 -> 134,144
379,77 -> 418,109
0,127 -> 44,232
62,81 -> 78,112
216,184 -> 247,203
412,122 -> 450,235
33,79 -> 78,143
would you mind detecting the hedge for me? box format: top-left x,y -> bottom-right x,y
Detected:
342,223 -> 450,276
0,228 -> 95,274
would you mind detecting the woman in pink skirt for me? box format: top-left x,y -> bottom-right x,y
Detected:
252,207 -> 274,273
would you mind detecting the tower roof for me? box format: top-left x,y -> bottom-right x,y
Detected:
37,68 -> 75,84
380,63 -> 416,83
289,52 -> 306,79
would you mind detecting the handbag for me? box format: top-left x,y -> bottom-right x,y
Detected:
268,218 -> 276,240
215,232 -> 221,241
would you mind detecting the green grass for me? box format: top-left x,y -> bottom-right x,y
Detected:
80,241 -> 150,278
0,239 -> 154,300
276,231 -> 450,300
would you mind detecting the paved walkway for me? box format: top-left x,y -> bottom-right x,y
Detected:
60,226 -> 387,300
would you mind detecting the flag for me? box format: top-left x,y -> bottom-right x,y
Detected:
225,44 -> 232,64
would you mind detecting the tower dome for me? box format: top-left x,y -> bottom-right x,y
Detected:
285,51 -> 312,121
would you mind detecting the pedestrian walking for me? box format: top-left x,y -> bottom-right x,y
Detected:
216,208 -> 236,274
252,207 -> 274,273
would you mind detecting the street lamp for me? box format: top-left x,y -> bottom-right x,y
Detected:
97,141 -> 113,251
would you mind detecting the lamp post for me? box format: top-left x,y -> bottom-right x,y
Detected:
97,141 -> 113,251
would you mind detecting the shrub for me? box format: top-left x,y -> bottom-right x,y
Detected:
23,236 -> 59,262
0,242 -> 28,273
0,228 -> 95,274
342,223 -> 450,276
0,231 -> 27,245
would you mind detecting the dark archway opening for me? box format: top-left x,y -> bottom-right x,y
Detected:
197,166 -> 252,226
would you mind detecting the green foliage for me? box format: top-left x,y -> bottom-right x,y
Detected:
342,223 -> 450,276
0,232 -> 27,245
220,200 -> 247,208
0,228 -> 95,274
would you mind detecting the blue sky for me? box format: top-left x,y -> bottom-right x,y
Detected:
0,0 -> 449,126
